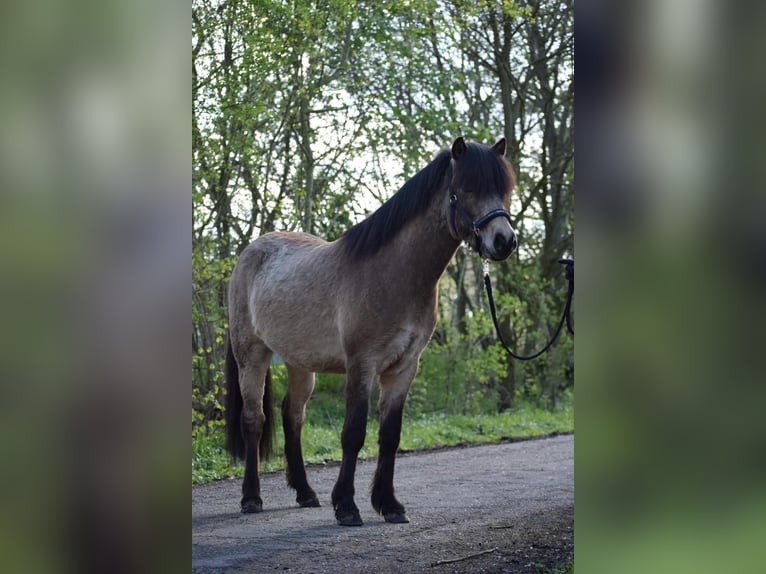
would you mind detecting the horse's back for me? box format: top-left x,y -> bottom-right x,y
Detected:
232,231 -> 330,286
239,230 -> 325,262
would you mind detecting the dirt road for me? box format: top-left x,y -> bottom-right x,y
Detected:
192,434 -> 573,573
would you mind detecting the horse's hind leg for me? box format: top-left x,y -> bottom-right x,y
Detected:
282,365 -> 320,508
371,362 -> 417,523
239,345 -> 273,513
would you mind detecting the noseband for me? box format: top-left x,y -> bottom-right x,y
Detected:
446,163 -> 512,248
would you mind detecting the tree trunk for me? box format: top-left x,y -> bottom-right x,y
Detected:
299,88 -> 315,233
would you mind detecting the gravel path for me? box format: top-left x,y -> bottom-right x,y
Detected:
192,434 -> 573,573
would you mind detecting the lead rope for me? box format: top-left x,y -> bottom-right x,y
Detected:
483,258 -> 574,361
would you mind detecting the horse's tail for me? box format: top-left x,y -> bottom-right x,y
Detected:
224,335 -> 245,461
260,369 -> 275,461
224,334 -> 275,462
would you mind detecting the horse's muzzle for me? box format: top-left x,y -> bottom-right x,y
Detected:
482,229 -> 517,261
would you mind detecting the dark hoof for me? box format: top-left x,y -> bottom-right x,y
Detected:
298,494 -> 321,508
241,499 -> 263,514
383,512 -> 409,524
336,509 -> 363,526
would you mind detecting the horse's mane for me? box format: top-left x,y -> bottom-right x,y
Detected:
340,150 -> 452,259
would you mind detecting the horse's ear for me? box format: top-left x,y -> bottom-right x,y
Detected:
492,138 -> 506,156
451,137 -> 466,160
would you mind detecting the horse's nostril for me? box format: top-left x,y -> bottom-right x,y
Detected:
494,233 -> 517,254
493,233 -> 507,253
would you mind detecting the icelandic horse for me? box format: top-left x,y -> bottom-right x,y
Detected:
225,137 -> 517,525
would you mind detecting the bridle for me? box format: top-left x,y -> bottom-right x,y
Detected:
446,162 -> 513,251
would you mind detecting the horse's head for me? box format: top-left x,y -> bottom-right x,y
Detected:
447,137 -> 517,261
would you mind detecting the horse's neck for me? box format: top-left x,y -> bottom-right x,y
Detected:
383,196 -> 459,292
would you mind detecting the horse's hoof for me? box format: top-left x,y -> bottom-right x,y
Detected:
241,500 -> 263,514
336,509 -> 363,526
298,494 -> 321,508
383,512 -> 409,524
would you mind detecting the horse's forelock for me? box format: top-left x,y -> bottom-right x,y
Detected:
454,142 -> 515,200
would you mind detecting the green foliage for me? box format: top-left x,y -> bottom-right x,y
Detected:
191,421 -> 231,484
539,561 -> 574,574
192,0 -> 574,437
411,307 -> 508,416
402,253 -> 574,420
488,259 -> 575,411
192,242 -> 235,427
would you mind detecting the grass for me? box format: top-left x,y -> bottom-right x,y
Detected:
193,399 -> 573,485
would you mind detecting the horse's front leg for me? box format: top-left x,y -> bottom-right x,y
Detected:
331,363 -> 374,526
371,361 -> 417,523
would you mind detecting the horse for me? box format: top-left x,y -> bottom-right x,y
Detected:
224,136 -> 517,526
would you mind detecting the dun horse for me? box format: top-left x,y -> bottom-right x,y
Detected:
225,137 -> 517,526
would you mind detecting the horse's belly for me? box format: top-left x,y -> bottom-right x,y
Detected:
276,345 -> 347,374
257,320 -> 346,374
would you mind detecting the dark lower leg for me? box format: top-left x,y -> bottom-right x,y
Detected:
240,415 -> 263,513
331,394 -> 369,526
235,350 -> 272,514
371,400 -> 408,522
282,397 -> 319,507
